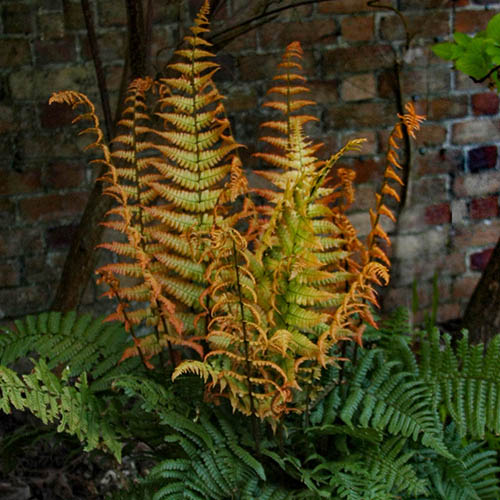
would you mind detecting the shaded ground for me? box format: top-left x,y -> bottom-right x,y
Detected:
0,412 -> 137,500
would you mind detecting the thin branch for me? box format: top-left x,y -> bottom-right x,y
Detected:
470,65 -> 500,83
208,0 -> 337,46
367,0 -> 411,51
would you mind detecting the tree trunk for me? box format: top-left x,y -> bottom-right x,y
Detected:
461,236 -> 500,345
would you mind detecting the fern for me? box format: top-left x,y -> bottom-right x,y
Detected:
0,311 -> 142,391
0,359 -> 123,460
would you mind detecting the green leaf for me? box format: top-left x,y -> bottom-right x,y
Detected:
486,13 -> 500,43
432,42 -> 456,60
454,31 -> 472,47
456,54 -> 490,79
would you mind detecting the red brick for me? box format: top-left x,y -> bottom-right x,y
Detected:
472,92 -> 499,116
425,203 -> 451,225
400,0 -> 448,7
34,37 -> 77,64
470,247 -> 494,271
45,161 -> 85,189
19,192 -> 89,222
40,101 -> 75,129
0,229 -> 43,257
341,73 -> 376,101
258,20 -> 336,49
455,9 -> 500,33
380,12 -> 449,42
341,16 -> 374,42
453,275 -> 480,299
380,67 -> 451,98
307,80 -> 338,104
428,96 -> 468,121
319,0 -> 374,13
324,45 -> 394,76
467,146 -> 498,173
469,196 -> 499,219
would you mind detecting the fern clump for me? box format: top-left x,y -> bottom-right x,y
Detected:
9,1 -> 500,499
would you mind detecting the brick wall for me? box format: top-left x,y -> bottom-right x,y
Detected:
1,0 -> 499,325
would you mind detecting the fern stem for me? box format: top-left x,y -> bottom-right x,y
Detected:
231,238 -> 261,454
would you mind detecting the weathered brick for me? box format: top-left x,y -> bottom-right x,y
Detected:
2,3 -> 34,35
258,20 -> 336,49
412,175 -> 449,203
97,1 -> 127,27
400,0 -> 447,8
307,80 -> 338,104
45,161 -> 85,189
436,303 -> 461,323
471,92 -> 499,116
340,130 -> 377,155
239,51 -> 314,81
468,145 -> 498,172
415,148 -> 464,176
452,120 -> 500,145
341,15 -> 374,42
38,12 -> 65,39
224,30 -> 257,52
417,124 -> 447,147
425,203 -> 451,225
0,39 -> 31,68
81,32 -> 126,61
19,192 -> 89,222
0,168 -> 42,196
34,36 -> 77,64
0,260 -> 20,287
24,252 -> 66,284
328,101 -> 398,129
225,89 -> 258,112
324,45 -> 394,76
341,73 -> 376,101
428,96 -> 468,121
454,219 -> 500,248
0,199 -> 16,226
319,0 -> 374,13
470,247 -> 494,271
0,229 -> 43,258
469,196 -> 499,219
380,66 -> 451,97
454,171 -> 500,197
380,11 -> 449,41
393,228 -> 449,260
9,65 -> 96,100
0,104 -> 15,134
454,69 -> 483,91
452,275 -> 480,299
0,286 -> 49,319
63,0 -> 85,31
